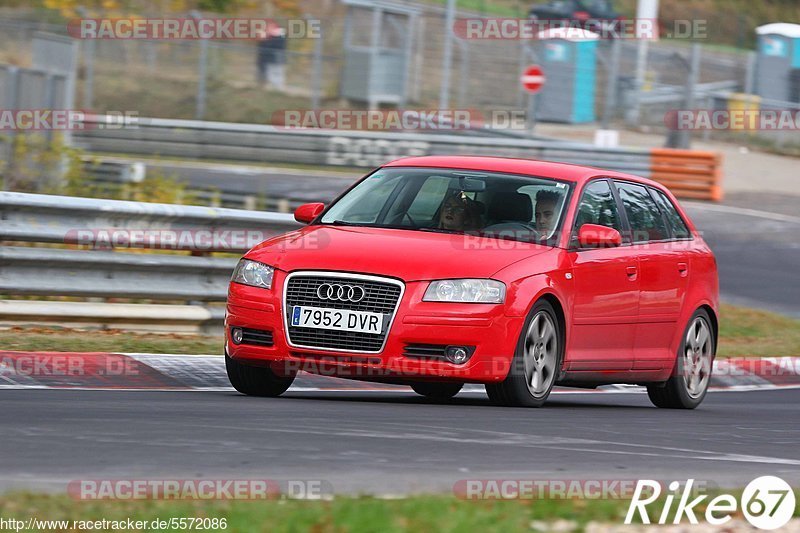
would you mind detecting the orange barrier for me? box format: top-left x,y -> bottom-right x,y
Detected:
650,149 -> 723,202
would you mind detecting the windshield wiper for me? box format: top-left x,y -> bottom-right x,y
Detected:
327,220 -> 409,230
415,227 -> 464,235
327,221 -> 469,235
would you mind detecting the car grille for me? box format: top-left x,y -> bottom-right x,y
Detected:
284,273 -> 403,352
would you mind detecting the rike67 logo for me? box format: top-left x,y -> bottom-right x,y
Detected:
626,476 -> 796,530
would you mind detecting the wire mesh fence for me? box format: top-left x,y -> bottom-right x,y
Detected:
0,7 -> 789,150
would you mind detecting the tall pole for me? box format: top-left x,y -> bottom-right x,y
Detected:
676,43 -> 701,149
601,37 -> 621,129
439,0 -> 456,109
311,18 -> 323,111
192,11 -> 208,120
631,0 -> 659,125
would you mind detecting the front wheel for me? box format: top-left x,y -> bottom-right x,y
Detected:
485,300 -> 562,407
647,309 -> 715,409
225,353 -> 295,397
410,382 -> 463,399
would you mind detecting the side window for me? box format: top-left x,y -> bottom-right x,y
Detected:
615,182 -> 669,243
651,189 -> 691,239
572,180 -> 622,245
574,180 -> 622,230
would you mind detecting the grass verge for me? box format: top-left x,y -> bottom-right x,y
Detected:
0,490 -> 797,532
0,327 -> 220,355
718,304 -> 800,358
1,304 -> 797,357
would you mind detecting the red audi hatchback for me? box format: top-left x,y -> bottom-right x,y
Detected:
225,156 -> 718,408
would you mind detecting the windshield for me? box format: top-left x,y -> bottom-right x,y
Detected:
320,167 -> 571,244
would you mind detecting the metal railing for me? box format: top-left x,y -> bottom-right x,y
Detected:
0,192 -> 300,304
74,115 -> 655,176
73,116 -> 724,201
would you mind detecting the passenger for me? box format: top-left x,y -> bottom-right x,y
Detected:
534,189 -> 562,236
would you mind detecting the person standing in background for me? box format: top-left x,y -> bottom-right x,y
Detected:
256,22 -> 287,90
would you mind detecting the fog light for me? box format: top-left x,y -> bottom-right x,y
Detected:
231,327 -> 243,345
445,346 -> 470,365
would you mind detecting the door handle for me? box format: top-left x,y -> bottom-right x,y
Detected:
626,266 -> 638,280
678,262 -> 688,277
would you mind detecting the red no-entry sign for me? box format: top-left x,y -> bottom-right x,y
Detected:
521,65 -> 546,93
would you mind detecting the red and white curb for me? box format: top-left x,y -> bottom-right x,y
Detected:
0,352 -> 799,393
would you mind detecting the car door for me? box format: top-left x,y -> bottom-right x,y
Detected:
566,179 -> 638,371
613,181 -> 689,370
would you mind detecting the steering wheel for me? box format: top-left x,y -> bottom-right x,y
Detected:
403,212 -> 419,227
481,222 -> 541,241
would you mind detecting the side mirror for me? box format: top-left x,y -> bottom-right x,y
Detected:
294,202 -> 324,224
578,224 -> 622,248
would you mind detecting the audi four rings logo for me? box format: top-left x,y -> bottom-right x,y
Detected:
317,283 -> 366,302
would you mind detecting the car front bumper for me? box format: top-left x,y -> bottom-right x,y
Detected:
225,271 -> 519,384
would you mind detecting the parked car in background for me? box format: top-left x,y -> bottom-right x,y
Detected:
529,0 -> 622,34
225,156 -> 719,409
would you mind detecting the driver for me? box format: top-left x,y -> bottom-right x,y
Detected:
438,191 -> 482,232
534,189 -> 562,236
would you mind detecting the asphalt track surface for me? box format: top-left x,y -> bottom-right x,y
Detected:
146,160 -> 800,317
2,388 -> 799,494
4,161 -> 793,496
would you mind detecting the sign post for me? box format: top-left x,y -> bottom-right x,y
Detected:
521,65 -> 546,135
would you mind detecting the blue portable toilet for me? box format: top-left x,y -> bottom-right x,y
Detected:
534,28 -> 599,124
754,23 -> 800,103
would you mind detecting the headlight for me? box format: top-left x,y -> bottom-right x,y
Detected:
423,279 -> 506,303
231,259 -> 274,289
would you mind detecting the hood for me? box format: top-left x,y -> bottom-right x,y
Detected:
246,225 -> 552,282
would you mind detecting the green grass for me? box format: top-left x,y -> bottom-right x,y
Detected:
718,304 -> 800,358
0,490 -> 797,532
423,0 -> 526,16
0,327 -> 221,355
1,304 -> 797,357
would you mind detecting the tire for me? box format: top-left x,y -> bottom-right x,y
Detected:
485,300 -> 563,407
225,353 -> 295,397
647,309 -> 715,409
410,381 -> 463,399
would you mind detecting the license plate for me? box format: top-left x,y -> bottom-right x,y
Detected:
290,306 -> 385,334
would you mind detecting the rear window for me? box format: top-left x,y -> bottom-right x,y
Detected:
651,189 -> 692,239
615,181 -> 669,243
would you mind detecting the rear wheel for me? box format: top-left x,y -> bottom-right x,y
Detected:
225,353 -> 295,397
486,300 -> 562,407
647,309 -> 715,409
410,382 -> 463,399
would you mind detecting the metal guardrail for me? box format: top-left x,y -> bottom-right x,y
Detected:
80,157 -> 307,212
0,192 -> 301,304
638,80 -> 741,105
74,115 -> 656,177
74,116 -> 725,202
